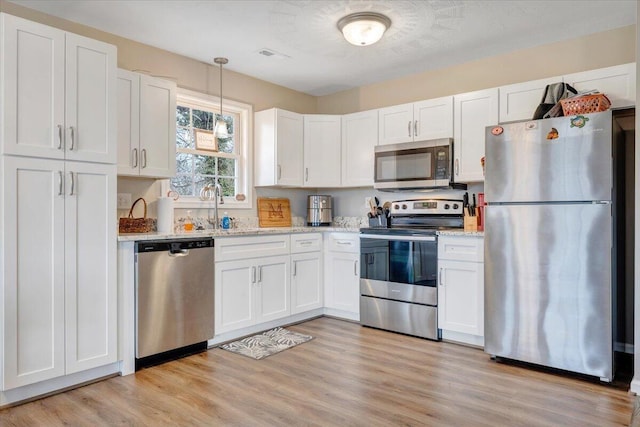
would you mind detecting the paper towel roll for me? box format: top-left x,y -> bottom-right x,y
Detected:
157,197 -> 174,233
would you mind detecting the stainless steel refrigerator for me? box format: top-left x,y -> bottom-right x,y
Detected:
484,110 -> 613,381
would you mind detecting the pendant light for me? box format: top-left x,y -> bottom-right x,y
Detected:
213,57 -> 229,139
337,12 -> 391,46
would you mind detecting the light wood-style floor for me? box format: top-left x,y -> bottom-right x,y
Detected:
1,317 -> 634,426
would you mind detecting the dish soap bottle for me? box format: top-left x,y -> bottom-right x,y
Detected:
221,212 -> 231,230
184,210 -> 194,232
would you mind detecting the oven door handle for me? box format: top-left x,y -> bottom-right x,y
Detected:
360,234 -> 436,242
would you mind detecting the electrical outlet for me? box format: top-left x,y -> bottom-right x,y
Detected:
117,193 -> 132,209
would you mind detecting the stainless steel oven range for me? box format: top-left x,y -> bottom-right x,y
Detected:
359,199 -> 464,340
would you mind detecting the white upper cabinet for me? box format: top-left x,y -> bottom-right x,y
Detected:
341,110 -> 377,187
378,103 -> 414,145
117,69 -> 176,178
453,88 -> 499,183
563,63 -> 636,110
1,14 -> 116,163
413,97 -> 454,140
499,76 -> 561,123
378,97 -> 453,145
303,115 -> 341,187
254,108 -> 303,187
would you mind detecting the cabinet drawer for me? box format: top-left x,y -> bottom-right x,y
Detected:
438,235 -> 484,262
326,232 -> 359,253
215,234 -> 290,262
291,233 -> 322,254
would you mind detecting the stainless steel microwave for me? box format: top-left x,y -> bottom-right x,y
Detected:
374,138 -> 453,190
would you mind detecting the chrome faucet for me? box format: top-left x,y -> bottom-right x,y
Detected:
213,183 -> 224,229
199,183 -> 224,229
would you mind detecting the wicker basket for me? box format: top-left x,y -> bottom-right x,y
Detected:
119,198 -> 155,233
560,93 -> 611,116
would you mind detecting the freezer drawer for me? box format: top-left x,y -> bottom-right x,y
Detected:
484,203 -> 612,380
360,296 -> 439,340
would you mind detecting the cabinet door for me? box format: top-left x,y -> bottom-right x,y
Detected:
325,252 -> 360,315
256,255 -> 290,323
64,161 -> 117,374
564,63 -> 636,110
139,74 -> 176,178
438,259 -> 484,337
64,33 -> 117,164
341,110 -> 377,187
276,109 -> 304,186
414,96 -> 453,140
499,77 -> 560,123
1,14 -> 65,159
215,259 -> 255,334
117,69 -> 140,175
2,156 -> 65,389
303,115 -> 341,187
453,88 -> 498,183
291,252 -> 323,314
378,103 -> 413,145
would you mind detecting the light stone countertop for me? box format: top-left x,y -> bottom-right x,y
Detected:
117,226 -> 360,242
437,229 -> 485,237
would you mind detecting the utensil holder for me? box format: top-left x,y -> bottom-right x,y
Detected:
368,216 -> 388,228
463,214 -> 478,232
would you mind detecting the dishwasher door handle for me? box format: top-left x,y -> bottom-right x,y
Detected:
168,249 -> 190,257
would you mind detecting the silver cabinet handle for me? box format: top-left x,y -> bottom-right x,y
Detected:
439,268 -> 444,286
58,171 -> 64,196
141,149 -> 147,168
69,172 -> 75,196
132,148 -> 138,168
408,121 -> 412,137
414,120 -> 418,137
69,126 -> 75,151
293,261 -> 297,277
251,266 -> 256,284
353,260 -> 358,276
57,125 -> 63,150
300,241 -> 312,246
258,266 -> 262,282
305,167 -> 308,182
277,165 -> 281,180
455,158 -> 459,176
336,241 -> 351,246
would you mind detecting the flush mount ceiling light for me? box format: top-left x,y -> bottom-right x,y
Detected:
213,57 -> 229,139
337,12 -> 391,46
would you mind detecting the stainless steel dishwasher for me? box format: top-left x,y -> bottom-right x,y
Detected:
135,238 -> 214,369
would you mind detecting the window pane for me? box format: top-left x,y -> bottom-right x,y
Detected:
219,178 -> 236,197
177,106 -> 190,126
194,176 -> 216,198
177,127 -> 193,149
217,136 -> 234,153
176,152 -> 193,174
171,175 -> 194,196
218,158 -> 236,177
193,109 -> 214,130
194,154 -> 217,175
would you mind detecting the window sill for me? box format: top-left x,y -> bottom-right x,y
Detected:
172,197 -> 252,210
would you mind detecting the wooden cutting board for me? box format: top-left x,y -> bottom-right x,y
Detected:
257,197 -> 292,227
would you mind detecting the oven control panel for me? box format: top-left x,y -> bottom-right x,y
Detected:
390,199 -> 463,216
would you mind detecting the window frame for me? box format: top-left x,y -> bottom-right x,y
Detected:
163,87 -> 253,210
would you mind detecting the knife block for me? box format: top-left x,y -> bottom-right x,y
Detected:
463,214 -> 478,232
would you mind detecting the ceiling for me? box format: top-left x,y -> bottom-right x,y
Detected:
8,0 -> 636,96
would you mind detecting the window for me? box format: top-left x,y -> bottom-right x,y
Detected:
168,88 -> 252,209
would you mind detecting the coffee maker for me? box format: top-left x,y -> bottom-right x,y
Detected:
306,195 -> 332,226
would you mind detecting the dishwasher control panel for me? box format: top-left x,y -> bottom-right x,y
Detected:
136,238 -> 214,253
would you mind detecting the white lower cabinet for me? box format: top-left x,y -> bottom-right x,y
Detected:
215,255 -> 290,335
214,235 -> 291,335
324,233 -> 360,320
437,235 -> 484,346
2,156 -> 117,390
291,233 -> 323,314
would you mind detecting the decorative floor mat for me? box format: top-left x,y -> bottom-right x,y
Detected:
220,327 -> 313,360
